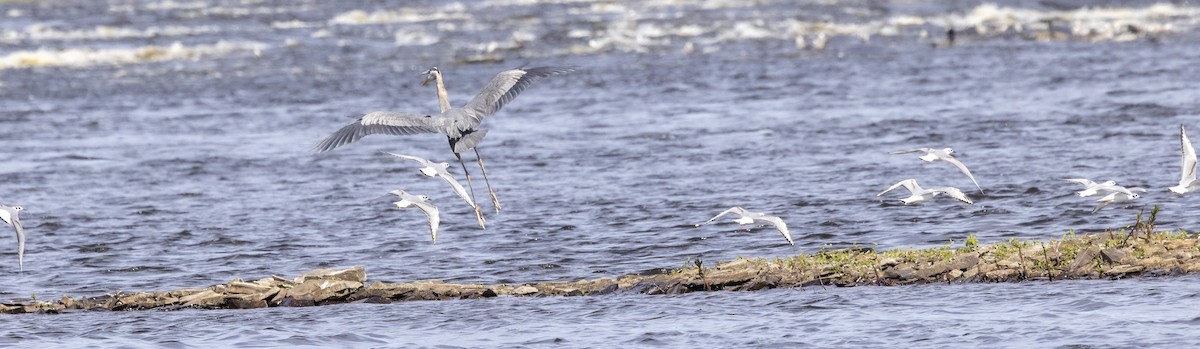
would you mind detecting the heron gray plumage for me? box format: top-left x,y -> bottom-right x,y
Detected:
388,189 -> 441,244
314,65 -> 575,214
1169,124 -> 1199,194
382,151 -> 485,229
0,204 -> 24,271
695,207 -> 794,246
877,178 -> 974,205
892,147 -> 983,193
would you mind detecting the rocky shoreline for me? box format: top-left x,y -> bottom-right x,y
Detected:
3,231 -> 1197,314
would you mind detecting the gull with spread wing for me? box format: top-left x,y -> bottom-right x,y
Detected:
892,147 -> 983,193
695,207 -> 794,246
382,151 -> 485,229
1064,178 -> 1120,197
388,190 -> 441,244
0,203 -> 24,271
1092,188 -> 1145,213
1169,124 -> 1199,195
877,179 -> 974,205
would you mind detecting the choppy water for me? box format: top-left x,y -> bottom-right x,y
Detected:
2,0 -> 1199,347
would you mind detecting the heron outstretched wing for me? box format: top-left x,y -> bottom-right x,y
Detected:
313,111 -> 439,152
459,66 -> 575,128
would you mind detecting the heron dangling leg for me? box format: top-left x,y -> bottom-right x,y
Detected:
474,148 -> 501,213
454,152 -> 487,229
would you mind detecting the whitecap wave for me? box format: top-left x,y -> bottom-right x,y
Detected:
0,41 -> 267,70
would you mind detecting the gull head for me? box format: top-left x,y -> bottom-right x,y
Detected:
943,148 -> 955,155
421,67 -> 440,86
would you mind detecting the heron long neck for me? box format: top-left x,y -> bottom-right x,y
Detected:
433,71 -> 451,113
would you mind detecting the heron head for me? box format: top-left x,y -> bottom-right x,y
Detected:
421,67 -> 440,87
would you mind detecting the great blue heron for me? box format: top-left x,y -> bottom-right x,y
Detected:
388,189 -> 440,244
382,151 -> 485,229
1170,125 -> 1199,194
695,207 -> 794,246
891,147 -> 983,193
314,66 -> 576,214
877,178 -> 974,205
0,204 -> 24,271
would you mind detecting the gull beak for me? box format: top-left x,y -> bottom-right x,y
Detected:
420,68 -> 435,86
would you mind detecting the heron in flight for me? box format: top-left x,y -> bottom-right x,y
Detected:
382,151 -> 485,229
0,203 -> 24,271
891,147 -> 983,193
388,189 -> 441,244
314,65 -> 576,214
695,207 -> 794,246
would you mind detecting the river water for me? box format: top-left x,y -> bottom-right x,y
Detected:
2,0 -> 1199,347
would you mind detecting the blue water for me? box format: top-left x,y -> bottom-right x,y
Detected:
8,276 -> 1200,348
1,0 -> 1199,347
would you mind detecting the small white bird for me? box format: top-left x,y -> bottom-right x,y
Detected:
382,152 -> 485,229
1064,178 -> 1119,197
388,190 -> 441,244
892,147 -> 983,193
0,204 -> 24,272
877,179 -> 974,205
1092,189 -> 1144,213
695,207 -> 794,246
1169,125 -> 1199,195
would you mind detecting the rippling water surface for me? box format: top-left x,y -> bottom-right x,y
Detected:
2,0 -> 1199,347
